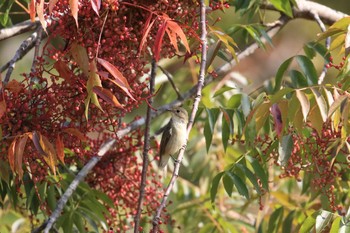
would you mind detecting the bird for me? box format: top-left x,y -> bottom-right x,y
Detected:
158,107 -> 188,169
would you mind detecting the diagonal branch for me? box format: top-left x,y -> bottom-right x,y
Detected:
0,18 -> 40,41
32,139 -> 117,233
151,0 -> 208,231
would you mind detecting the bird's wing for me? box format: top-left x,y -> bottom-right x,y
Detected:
159,119 -> 172,156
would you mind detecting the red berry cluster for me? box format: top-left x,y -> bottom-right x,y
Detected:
257,124 -> 348,212
325,56 -> 346,70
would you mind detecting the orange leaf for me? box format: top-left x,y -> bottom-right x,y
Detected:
138,14 -> 156,55
36,0 -> 47,32
91,0 -> 101,16
166,20 -> 190,53
63,128 -> 88,142
153,20 -> 168,61
165,27 -> 179,53
56,135 -> 65,164
14,135 -> 29,179
49,0 -> 59,13
97,58 -> 135,100
85,60 -> 103,119
29,0 -> 36,22
6,80 -> 23,94
39,134 -> 57,175
32,131 -> 47,155
69,0 -> 79,28
54,60 -> 72,81
8,139 -> 17,173
93,86 -> 123,108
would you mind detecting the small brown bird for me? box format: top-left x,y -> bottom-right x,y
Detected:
159,107 -> 188,169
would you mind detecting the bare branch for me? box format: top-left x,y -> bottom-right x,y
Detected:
151,0 -> 208,231
261,0 -> 347,25
32,139 -> 116,233
312,11 -> 331,84
0,19 -> 40,41
134,60 -> 157,232
30,26 -> 44,81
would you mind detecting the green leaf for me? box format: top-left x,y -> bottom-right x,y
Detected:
267,207 -> 284,233
270,87 -> 294,103
204,108 -> 220,151
299,212 -> 318,233
213,85 -> 235,97
247,155 -> 268,190
236,164 -> 261,194
274,57 -> 293,92
290,70 -> 308,88
296,55 -> 318,85
221,108 -> 234,152
282,210 -> 295,233
241,93 -> 251,117
73,213 -> 85,233
223,173 -> 234,197
278,134 -> 293,166
317,28 -> 344,42
210,171 -> 224,207
47,185 -> 57,212
330,217 -> 341,233
206,40 -> 222,71
254,102 -> 272,133
269,0 -> 293,17
315,211 -> 333,233
226,171 -> 249,199
304,42 -> 331,63
227,94 -> 242,108
308,105 -> 323,136
330,17 -> 350,30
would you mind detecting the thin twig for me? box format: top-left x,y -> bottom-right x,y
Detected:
151,0 -> 208,231
312,11 -> 330,84
31,139 -> 116,233
30,26 -> 43,84
134,60 -> 157,232
158,66 -> 183,100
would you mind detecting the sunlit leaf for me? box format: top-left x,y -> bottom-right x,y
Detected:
85,60 -> 103,119
255,101 -> 272,134
315,210 -> 333,233
91,0 -> 101,16
138,14 -> 156,54
213,85 -> 235,98
153,20 -> 168,61
14,135 -> 29,179
167,20 -> 191,53
328,95 -> 347,118
70,42 -> 90,76
269,0 -> 293,17
209,25 -> 238,63
330,34 -> 346,51
93,86 -> 123,108
299,212 -> 318,233
308,105 -> 323,136
36,0 -> 47,32
69,0 -> 79,27
330,217 -> 341,233
296,90 -> 310,121
311,87 -> 328,122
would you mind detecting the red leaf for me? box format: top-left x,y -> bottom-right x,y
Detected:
49,0 -> 59,13
93,86 -> 123,108
69,0 -> 79,28
56,135 -> 65,164
91,0 -> 101,16
29,0 -> 36,22
153,20 -> 168,61
6,80 -> 23,94
138,14 -> 156,55
270,104 -> 283,137
54,60 -> 72,81
97,58 -> 135,100
166,20 -> 190,53
32,131 -> 47,155
36,0 -> 47,32
62,128 -> 88,142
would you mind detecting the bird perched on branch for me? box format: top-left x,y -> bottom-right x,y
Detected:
158,107 -> 188,169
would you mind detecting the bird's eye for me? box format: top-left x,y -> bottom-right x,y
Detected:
176,110 -> 180,113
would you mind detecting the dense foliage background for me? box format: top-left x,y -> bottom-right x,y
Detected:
1,0 -> 350,232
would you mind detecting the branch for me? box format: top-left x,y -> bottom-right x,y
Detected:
261,0 -> 347,25
134,60 -> 157,232
0,19 -> 40,41
32,139 -> 116,233
151,0 -> 208,231
159,66 -> 183,100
